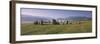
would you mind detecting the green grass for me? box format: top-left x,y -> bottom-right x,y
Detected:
21,20 -> 92,35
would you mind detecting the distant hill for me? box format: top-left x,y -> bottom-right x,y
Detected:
21,15 -> 53,23
57,16 -> 92,21
21,15 -> 92,23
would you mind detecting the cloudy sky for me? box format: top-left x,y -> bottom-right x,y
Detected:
21,8 -> 92,19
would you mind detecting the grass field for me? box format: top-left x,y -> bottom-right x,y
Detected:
21,20 -> 92,35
